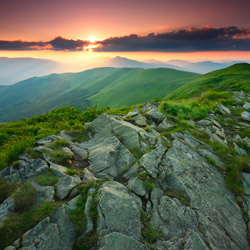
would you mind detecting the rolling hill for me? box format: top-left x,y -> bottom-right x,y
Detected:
0,67 -> 199,122
167,63 -> 250,100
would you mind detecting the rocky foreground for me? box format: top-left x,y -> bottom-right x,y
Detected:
1,96 -> 250,250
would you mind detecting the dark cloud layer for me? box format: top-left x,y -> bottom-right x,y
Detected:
0,36 -> 88,51
94,26 -> 250,52
0,27 -> 250,52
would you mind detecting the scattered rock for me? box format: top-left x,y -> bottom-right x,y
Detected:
217,103 -> 231,115
243,102 -> 250,110
241,111 -> 250,122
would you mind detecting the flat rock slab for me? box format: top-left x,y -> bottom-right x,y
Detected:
97,181 -> 142,240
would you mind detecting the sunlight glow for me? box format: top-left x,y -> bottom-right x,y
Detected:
87,36 -> 97,43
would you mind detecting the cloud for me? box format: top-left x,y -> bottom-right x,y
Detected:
49,36 -> 88,51
0,27 -> 250,52
0,37 -> 89,51
94,26 -> 250,52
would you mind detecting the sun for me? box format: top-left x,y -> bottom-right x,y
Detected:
87,36 -> 97,43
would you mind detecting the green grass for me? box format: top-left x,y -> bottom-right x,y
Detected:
0,178 -> 20,203
168,63 -> 250,100
69,179 -> 107,250
13,182 -> 36,212
0,105 -> 107,171
35,172 -> 59,186
0,201 -> 61,249
140,210 -> 162,249
66,168 -> 80,176
0,67 -> 199,122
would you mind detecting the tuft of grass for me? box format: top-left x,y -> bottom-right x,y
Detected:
0,201 -> 61,249
128,147 -> 143,160
13,182 -> 36,212
140,210 -> 161,249
48,139 -> 70,150
143,179 -> 156,193
46,149 -> 73,164
66,168 -> 79,176
70,179 -> 107,250
0,178 -> 20,203
35,172 -> 58,186
206,157 -> 217,166
165,189 -> 190,207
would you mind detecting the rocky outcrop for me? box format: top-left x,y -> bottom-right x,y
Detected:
1,100 -> 250,250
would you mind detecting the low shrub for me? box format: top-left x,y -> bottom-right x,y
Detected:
13,182 -> 36,212
35,172 -> 58,186
0,201 -> 60,249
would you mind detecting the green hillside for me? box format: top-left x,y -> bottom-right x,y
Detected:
89,68 -> 198,108
168,63 -> 250,100
0,67 -> 199,122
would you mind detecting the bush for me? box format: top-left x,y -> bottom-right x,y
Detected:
0,202 -> 60,249
13,183 -> 36,212
0,178 -> 19,203
35,172 -> 58,186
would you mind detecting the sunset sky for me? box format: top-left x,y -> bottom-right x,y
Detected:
1,0 -> 250,62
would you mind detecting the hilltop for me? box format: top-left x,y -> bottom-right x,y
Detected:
168,63 -> 250,100
0,67 -> 199,122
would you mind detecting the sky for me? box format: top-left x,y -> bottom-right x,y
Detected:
0,0 -> 250,62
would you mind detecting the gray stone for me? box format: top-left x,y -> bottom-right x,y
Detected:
82,168 -> 97,182
140,103 -> 165,121
210,133 -> 227,146
97,181 -> 142,239
128,177 -> 146,196
198,148 -> 225,170
241,111 -> 250,122
134,113 -> 147,126
32,183 -> 55,202
157,196 -> 197,238
217,103 -> 231,115
122,162 -> 139,180
216,128 -> 226,139
139,142 -> 167,178
209,118 -> 221,128
156,137 -> 249,250
234,142 -> 247,156
0,158 -> 49,182
84,188 -> 96,234
0,197 -> 15,221
62,147 -> 74,157
98,232 -> 149,250
55,175 -> 81,200
36,135 -> 62,145
58,130 -> 74,142
156,230 -> 208,250
158,118 -> 173,129
16,202 -> 75,250
243,102 -> 250,109
50,163 -> 68,176
70,144 -> 88,159
197,120 -> 212,126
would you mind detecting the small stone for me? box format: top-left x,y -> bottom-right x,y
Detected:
217,103 -> 231,115
241,111 -> 250,122
243,102 -> 250,110
128,177 -> 146,196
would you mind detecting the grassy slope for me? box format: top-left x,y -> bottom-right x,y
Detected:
0,67 -> 199,122
89,68 -> 199,108
167,63 -> 250,100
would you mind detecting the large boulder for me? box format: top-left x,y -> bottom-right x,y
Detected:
97,181 -> 142,240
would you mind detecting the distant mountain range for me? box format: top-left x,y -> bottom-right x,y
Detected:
0,56 -> 247,85
0,67 -> 199,122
